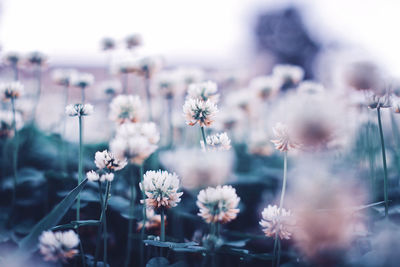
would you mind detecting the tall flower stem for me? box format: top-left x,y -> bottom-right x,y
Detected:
103,181 -> 111,266
273,151 -> 288,267
124,164 -> 137,267
167,98 -> 174,147
201,126 -> 207,151
12,64 -> 18,81
94,182 -> 105,267
61,84 -> 69,173
390,112 -> 400,186
139,164 -> 146,267
10,97 -> 18,210
77,116 -> 83,221
32,66 -> 42,121
123,73 -> 128,94
160,207 -> 165,242
144,71 -> 153,121
377,107 -> 389,217
81,87 -> 86,103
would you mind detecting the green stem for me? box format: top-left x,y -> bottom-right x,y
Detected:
124,164 -> 137,267
123,73 -> 128,94
10,97 -> 18,210
145,72 -> 153,121
12,64 -> 18,81
390,112 -> 400,186
81,87 -> 86,103
201,126 -> 208,151
377,107 -> 389,217
161,207 -> 165,242
77,116 -> 83,221
61,85 -> 69,173
32,66 -> 42,121
167,98 -> 174,148
103,181 -> 111,266
94,182 -> 104,267
140,164 -> 146,267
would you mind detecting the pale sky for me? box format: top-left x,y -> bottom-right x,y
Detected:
1,0 -> 400,73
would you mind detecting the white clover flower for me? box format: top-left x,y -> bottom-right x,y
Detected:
71,72 -> 94,88
101,37 -> 116,51
65,103 -> 94,117
39,230 -> 80,262
52,69 -> 78,86
187,81 -> 219,103
125,34 -> 142,49
0,110 -> 23,138
0,81 -> 24,100
100,173 -> 114,182
94,150 -> 127,171
225,89 -> 256,114
140,170 -> 183,210
272,64 -> 304,85
183,98 -> 218,127
260,205 -> 292,240
109,95 -> 142,124
111,56 -> 140,74
176,67 -> 204,85
297,81 -> 325,95
160,148 -> 234,190
367,93 -> 392,109
202,132 -> 231,151
86,170 -> 100,182
271,122 -> 298,152
197,185 -> 240,224
155,70 -> 183,98
137,56 -> 163,76
110,122 -> 160,165
250,75 -> 281,100
4,52 -> 20,65
393,97 -> 400,113
26,51 -> 47,66
99,80 -> 122,96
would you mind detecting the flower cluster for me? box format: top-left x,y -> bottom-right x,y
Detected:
65,103 -> 94,117
140,170 -> 183,210
202,132 -> 231,151
110,122 -> 160,165
187,81 -> 219,102
272,64 -> 304,85
0,81 -> 24,100
52,69 -> 78,86
183,98 -> 218,127
259,205 -> 293,240
71,72 -> 94,88
197,185 -> 240,224
39,230 -> 80,262
86,150 -> 126,182
109,95 -> 142,123
271,122 -> 298,152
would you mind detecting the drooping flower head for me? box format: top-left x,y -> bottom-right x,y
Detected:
183,98 -> 218,127
38,230 -> 80,262
140,170 -> 183,210
65,103 -> 94,117
110,122 -> 160,165
0,81 -> 24,100
71,72 -> 94,89
109,95 -> 142,124
271,122 -> 298,152
197,185 -> 240,224
202,132 -> 231,151
52,69 -> 78,86
272,64 -> 304,86
259,205 -> 293,240
187,81 -> 219,103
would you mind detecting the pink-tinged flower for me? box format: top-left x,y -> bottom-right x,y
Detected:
272,64 -> 304,85
39,230 -> 79,262
250,75 -> 281,100
139,170 -> 183,210
94,150 -> 127,171
0,81 -> 24,100
0,110 -> 23,138
109,95 -> 142,124
4,52 -> 20,66
187,81 -> 219,103
197,185 -> 240,224
52,69 -> 78,86
367,93 -> 391,109
202,132 -> 231,151
137,209 -> 166,233
259,205 -> 293,240
183,98 -> 218,127
271,122 -> 298,152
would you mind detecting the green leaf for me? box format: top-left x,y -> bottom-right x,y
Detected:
143,240 -> 199,249
51,220 -> 100,231
17,178 -> 88,255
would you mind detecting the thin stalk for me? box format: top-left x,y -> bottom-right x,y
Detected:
103,181 -> 111,266
32,66 -> 42,121
160,207 -> 165,242
167,98 -> 173,147
390,112 -> 400,186
123,73 -> 128,94
201,126 -> 208,151
10,97 -> 18,210
94,181 -> 104,267
377,107 -> 389,217
81,87 -> 85,103
140,164 -> 146,267
77,116 -> 83,221
145,71 -> 153,121
12,64 -> 18,81
61,84 -> 69,173
124,164 -> 137,267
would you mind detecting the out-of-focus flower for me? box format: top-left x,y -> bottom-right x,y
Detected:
197,185 -> 240,224
101,37 -> 116,51
0,110 -> 23,138
0,81 -> 24,100
225,89 -> 256,115
110,122 -> 160,165
111,57 -> 140,74
94,150 -> 127,171
271,122 -> 298,152
4,52 -> 20,66
160,148 -> 234,190
272,64 -> 304,85
297,81 -> 325,95
287,165 -> 366,261
187,81 -> 219,103
109,95 -> 142,124
52,69 -> 78,86
71,72 -> 94,88
259,205 -> 293,240
140,170 -> 183,210
26,51 -> 47,66
247,130 -> 274,156
137,56 -> 163,77
250,76 -> 281,100
392,97 -> 400,113
86,170 -> 115,183
367,93 -> 392,109
214,107 -> 244,131
183,98 -> 218,127
202,132 -> 231,151
39,230 -> 79,262
155,70 -> 183,98
100,172 -> 114,182
65,103 -> 94,117
176,67 -> 204,85
137,209 -> 165,232
345,61 -> 384,91
125,34 -> 142,49
99,80 -> 122,96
